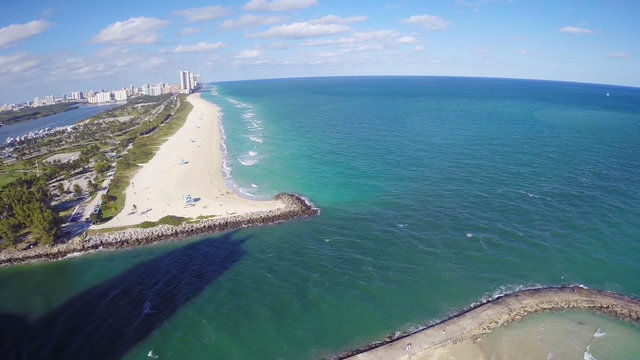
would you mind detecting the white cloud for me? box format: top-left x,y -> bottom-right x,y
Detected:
559,26 -> 594,35
92,17 -> 169,44
304,30 -> 399,46
0,20 -> 52,48
243,0 -> 318,12
413,45 -> 426,51
607,52 -> 629,59
180,27 -> 200,36
310,15 -> 368,25
397,36 -> 418,44
0,52 -> 40,74
173,6 -> 228,23
174,41 -> 226,53
403,14 -> 450,31
236,49 -> 261,59
221,15 -> 287,29
253,22 -> 350,39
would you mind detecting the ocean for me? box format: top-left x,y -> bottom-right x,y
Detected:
0,77 -> 638,359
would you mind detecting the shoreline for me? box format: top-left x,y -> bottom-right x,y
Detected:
0,92 -> 321,266
95,92 -> 286,229
335,286 -> 640,360
0,193 -> 319,266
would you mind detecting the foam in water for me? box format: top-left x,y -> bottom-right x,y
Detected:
248,135 -> 264,143
584,350 -> 597,360
593,328 -> 607,338
238,158 -> 259,166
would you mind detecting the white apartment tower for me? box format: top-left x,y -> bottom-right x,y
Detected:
114,90 -> 127,101
180,71 -> 190,92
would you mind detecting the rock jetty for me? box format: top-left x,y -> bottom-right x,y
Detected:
335,286 -> 640,360
0,193 -> 319,266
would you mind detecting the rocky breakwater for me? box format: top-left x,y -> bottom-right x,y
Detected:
337,286 -> 640,360
0,193 -> 319,266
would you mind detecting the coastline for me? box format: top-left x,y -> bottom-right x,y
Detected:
0,92 -> 320,266
95,92 -> 286,229
335,286 -> 640,360
0,193 -> 318,266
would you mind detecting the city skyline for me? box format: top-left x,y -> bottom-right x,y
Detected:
0,0 -> 638,103
2,69 -> 199,109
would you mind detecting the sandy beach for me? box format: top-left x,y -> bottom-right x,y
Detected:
343,286 -> 640,360
95,93 -> 285,229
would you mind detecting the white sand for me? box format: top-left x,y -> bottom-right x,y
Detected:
94,93 -> 284,229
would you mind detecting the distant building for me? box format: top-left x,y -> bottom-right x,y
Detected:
71,91 -> 83,100
179,70 -> 201,93
180,71 -> 190,92
114,90 -> 127,101
44,95 -> 54,105
88,91 -> 112,104
125,85 -> 135,96
33,97 -> 41,107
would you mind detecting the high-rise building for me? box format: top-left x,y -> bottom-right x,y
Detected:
180,71 -> 190,92
44,95 -> 54,105
33,97 -> 41,107
71,91 -> 83,100
114,90 -> 127,101
125,85 -> 135,96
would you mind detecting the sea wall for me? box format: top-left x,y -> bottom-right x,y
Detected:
0,193 -> 319,266
336,286 -> 640,360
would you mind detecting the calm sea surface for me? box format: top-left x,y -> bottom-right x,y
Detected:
0,77 -> 638,359
0,103 -> 117,142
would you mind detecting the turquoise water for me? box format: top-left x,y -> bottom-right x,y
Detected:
0,77 -> 639,359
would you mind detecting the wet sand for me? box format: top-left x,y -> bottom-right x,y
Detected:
342,286 -> 640,360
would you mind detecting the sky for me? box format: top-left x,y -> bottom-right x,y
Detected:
0,0 -> 638,104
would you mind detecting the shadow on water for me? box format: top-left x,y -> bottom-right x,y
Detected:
0,232 -> 248,360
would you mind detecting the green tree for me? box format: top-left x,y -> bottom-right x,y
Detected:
73,184 -> 83,197
56,183 -> 65,196
94,161 -> 109,174
0,177 -> 60,246
0,218 -> 20,245
90,178 -> 100,192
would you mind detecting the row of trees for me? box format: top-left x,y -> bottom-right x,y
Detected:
0,177 -> 60,246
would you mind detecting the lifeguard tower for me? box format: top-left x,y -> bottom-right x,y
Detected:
183,194 -> 194,207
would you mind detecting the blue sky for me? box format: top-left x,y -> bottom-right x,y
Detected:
0,0 -> 638,104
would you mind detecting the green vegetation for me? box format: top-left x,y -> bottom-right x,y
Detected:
127,94 -> 171,106
0,102 -> 79,125
0,177 -> 60,246
94,161 -> 109,174
139,215 -> 188,228
100,96 -> 191,220
0,94 -> 180,251
0,162 -> 32,187
73,184 -> 82,197
87,215 -> 190,235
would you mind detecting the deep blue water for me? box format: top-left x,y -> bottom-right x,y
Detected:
0,77 -> 638,359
